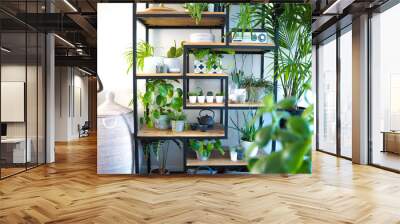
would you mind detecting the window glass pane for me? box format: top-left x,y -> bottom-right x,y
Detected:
340,29 -> 352,158
317,37 -> 337,154
371,4 -> 400,171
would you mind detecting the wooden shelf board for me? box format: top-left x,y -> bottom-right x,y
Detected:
186,102 -> 225,108
137,125 -> 225,138
183,42 -> 275,53
186,73 -> 228,78
136,11 -> 225,28
136,73 -> 182,78
228,102 -> 263,108
187,158 -> 247,166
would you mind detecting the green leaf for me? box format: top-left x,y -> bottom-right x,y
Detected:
276,97 -> 297,110
255,126 -> 272,148
286,116 -> 310,137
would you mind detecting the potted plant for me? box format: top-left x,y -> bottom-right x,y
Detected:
229,111 -> 261,158
140,80 -> 183,130
229,146 -> 238,162
188,92 -> 198,104
243,77 -> 274,102
246,94 -> 313,174
183,3 -> 208,25
215,92 -> 224,103
196,87 -> 205,103
165,41 -> 183,73
170,112 -> 186,132
230,69 -> 247,103
189,139 -> 224,161
206,52 -> 222,74
193,49 -> 209,74
206,91 -> 214,103
128,41 -> 163,74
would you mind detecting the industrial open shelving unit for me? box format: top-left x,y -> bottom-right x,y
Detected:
132,3 -> 278,174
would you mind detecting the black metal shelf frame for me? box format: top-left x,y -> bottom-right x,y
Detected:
132,3 -> 279,174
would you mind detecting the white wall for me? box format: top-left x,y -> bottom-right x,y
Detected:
55,67 -> 89,141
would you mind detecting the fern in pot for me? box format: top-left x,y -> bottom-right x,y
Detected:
126,41 -> 163,74
165,41 -> 183,73
193,49 -> 209,74
183,3 -> 208,25
189,139 -> 224,161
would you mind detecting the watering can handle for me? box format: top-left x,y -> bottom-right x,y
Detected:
199,109 -> 215,119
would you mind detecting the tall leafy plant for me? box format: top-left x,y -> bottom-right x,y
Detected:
248,95 -> 313,174
125,41 -> 154,73
183,3 -> 208,25
252,4 -> 312,107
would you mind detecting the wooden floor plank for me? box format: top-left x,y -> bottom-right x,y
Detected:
0,135 -> 400,223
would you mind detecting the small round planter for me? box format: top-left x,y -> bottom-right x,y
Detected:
188,96 -> 197,104
194,59 -> 207,74
230,150 -> 238,162
234,88 -> 247,103
171,120 -> 185,132
241,140 -> 259,158
164,58 -> 181,73
197,96 -> 206,104
196,152 -> 210,161
208,62 -> 222,74
154,114 -> 170,130
215,96 -> 224,103
206,96 -> 214,103
143,56 -> 163,74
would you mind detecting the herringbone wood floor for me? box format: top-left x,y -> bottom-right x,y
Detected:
1,136 -> 400,224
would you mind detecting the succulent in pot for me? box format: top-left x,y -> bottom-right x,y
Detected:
206,91 -> 214,103
230,70 -> 247,103
164,41 -> 183,73
189,139 -> 224,161
196,87 -> 205,103
215,92 -> 224,103
170,112 -> 186,132
188,92 -> 198,104
193,49 -> 209,74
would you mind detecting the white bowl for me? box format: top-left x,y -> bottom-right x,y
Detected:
190,33 -> 215,42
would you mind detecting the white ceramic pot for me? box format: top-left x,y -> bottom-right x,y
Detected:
196,152 -> 209,161
230,150 -> 238,162
234,88 -> 247,103
208,4 -> 214,12
197,96 -> 205,104
241,141 -> 259,158
164,58 -> 181,73
143,56 -> 163,73
206,96 -> 214,103
189,96 -> 197,104
154,114 -> 170,130
215,96 -> 224,103
194,59 -> 207,74
190,33 -> 215,42
208,61 -> 222,74
171,120 -> 185,132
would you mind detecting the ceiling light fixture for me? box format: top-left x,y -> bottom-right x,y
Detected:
54,34 -> 75,48
1,47 -> 11,53
63,0 -> 78,12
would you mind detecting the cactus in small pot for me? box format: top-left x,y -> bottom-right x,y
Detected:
206,91 -> 214,103
188,92 -> 198,104
196,87 -> 205,104
215,92 -> 224,103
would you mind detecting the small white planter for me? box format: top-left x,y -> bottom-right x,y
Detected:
188,96 -> 197,104
241,141 -> 259,158
143,56 -> 163,74
230,150 -> 238,162
197,96 -> 205,104
164,58 -> 181,73
215,96 -> 224,103
234,88 -> 247,103
206,96 -> 214,103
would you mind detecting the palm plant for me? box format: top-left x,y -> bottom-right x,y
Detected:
183,3 -> 208,25
252,4 -> 312,107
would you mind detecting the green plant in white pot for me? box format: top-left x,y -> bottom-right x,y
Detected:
215,92 -> 224,103
196,87 -> 205,103
170,112 -> 186,132
165,41 -> 183,73
125,41 -> 163,74
193,49 -> 209,74
243,77 -> 274,102
230,111 -> 262,158
189,139 -> 224,161
206,91 -> 214,103
206,52 -> 223,74
188,91 -> 198,104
